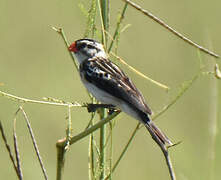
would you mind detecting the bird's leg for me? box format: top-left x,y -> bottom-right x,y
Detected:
86,103 -> 116,113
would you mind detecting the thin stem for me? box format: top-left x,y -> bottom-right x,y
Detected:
97,0 -> 106,47
111,52 -> 169,90
108,122 -> 113,180
0,121 -> 20,178
108,2 -> 128,53
105,123 -> 140,180
88,110 -> 96,180
56,111 -> 120,180
0,90 -> 81,107
65,105 -> 72,150
100,0 -> 109,46
88,133 -> 95,180
20,107 -> 48,180
153,73 -> 200,120
13,109 -> 23,180
84,0 -> 97,38
99,109 -> 106,180
52,27 -> 78,69
57,111 -> 120,147
123,0 -> 219,58
98,1 -> 110,179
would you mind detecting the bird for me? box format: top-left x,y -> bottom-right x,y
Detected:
68,38 -> 173,146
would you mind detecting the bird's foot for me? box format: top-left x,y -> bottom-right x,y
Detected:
86,103 -> 116,113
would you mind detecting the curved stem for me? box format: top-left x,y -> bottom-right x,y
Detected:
123,0 -> 219,58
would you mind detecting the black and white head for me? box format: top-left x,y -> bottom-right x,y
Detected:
69,39 -> 107,64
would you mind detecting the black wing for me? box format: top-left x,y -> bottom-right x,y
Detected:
80,57 -> 152,115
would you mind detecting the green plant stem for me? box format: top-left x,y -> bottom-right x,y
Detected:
100,0 -> 109,46
108,2 -> 128,53
56,111 -> 120,179
99,109 -> 106,180
84,0 -> 97,38
108,122 -> 114,180
57,111 -> 120,147
65,105 -> 72,150
88,133 -> 95,180
88,113 -> 96,180
105,123 -> 140,180
98,1 -> 110,179
52,27 -> 78,69
56,144 -> 66,180
153,72 -> 199,121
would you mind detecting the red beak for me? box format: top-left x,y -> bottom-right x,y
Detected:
68,42 -> 77,53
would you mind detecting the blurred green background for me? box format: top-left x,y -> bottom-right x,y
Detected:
0,0 -> 221,179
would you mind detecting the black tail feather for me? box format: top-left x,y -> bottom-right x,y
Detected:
145,121 -> 173,146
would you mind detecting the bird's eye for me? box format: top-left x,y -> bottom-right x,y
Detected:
78,43 -> 87,50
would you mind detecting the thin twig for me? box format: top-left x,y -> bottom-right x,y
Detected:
88,133 -> 95,180
105,123 -> 140,180
13,109 -> 23,180
97,1 -> 110,178
99,108 -> 106,180
65,105 -> 72,151
123,0 -> 219,58
52,27 -> 78,69
88,111 -> 96,180
111,52 -> 169,90
108,2 -> 128,53
84,0 -> 97,38
108,122 -> 113,180
0,121 -> 20,178
100,0 -> 109,46
0,90 -> 81,107
97,0 -> 106,48
19,107 -> 48,180
56,111 -> 120,147
153,72 -> 199,121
